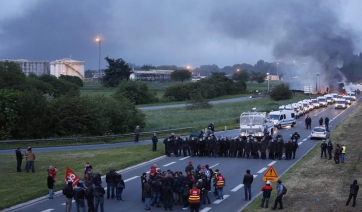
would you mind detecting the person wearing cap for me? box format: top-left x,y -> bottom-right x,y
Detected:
272,180 -> 285,210
25,147 -> 36,173
261,181 -> 273,208
243,169 -> 254,201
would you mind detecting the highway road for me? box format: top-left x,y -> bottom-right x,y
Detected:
4,96 -> 361,212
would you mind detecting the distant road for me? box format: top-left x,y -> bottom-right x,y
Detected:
138,96 -> 256,110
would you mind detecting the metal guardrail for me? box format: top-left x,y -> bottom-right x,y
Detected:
0,127 -> 193,143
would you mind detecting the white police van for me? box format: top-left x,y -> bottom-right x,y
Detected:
268,110 -> 296,129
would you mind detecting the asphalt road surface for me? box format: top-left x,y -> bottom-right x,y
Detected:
4,96 -> 361,212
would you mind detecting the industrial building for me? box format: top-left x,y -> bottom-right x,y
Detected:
0,59 -> 50,76
1,58 -> 85,79
50,58 -> 84,78
130,70 -> 174,82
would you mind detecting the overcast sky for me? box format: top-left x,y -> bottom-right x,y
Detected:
0,0 -> 361,70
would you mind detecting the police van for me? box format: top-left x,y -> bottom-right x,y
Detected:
324,94 -> 334,104
335,98 -> 347,109
267,110 -> 296,129
317,96 -> 328,107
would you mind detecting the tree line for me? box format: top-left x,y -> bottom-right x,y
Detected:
0,61 -> 144,140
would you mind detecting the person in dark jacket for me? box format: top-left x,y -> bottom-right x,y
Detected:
319,117 -> 323,126
243,169 -> 254,200
173,173 -> 184,205
325,117 -> 330,131
346,179 -> 359,207
85,181 -> 95,212
116,174 -> 125,201
305,116 -> 312,129
94,170 -> 102,186
161,181 -> 173,210
327,139 -> 334,160
320,140 -> 327,158
261,181 -> 273,208
291,139 -> 299,159
64,181 -> 73,212
150,176 -> 162,207
47,173 -> 55,199
141,172 -> 147,203
73,182 -> 86,212
201,173 -> 211,204
284,140 -> 293,160
15,147 -> 23,172
94,181 -> 105,212
143,179 -> 152,210
106,169 -> 117,199
152,133 -> 158,151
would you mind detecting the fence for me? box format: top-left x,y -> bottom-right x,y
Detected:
0,127 -> 192,143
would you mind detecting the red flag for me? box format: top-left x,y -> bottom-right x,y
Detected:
65,167 -> 80,188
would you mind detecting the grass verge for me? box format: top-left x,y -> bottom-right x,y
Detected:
0,144 -> 164,210
242,102 -> 362,212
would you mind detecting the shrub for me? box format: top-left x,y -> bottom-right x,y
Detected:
270,83 -> 292,101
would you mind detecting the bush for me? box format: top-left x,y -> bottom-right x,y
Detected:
112,80 -> 158,104
163,83 -> 192,101
270,83 -> 292,101
59,75 -> 84,87
186,89 -> 212,110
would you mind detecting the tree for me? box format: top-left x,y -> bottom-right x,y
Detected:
84,69 -> 97,78
157,65 -> 178,70
102,57 -> 132,87
250,71 -> 266,84
112,80 -> 158,104
270,83 -> 292,101
0,61 -> 27,90
140,64 -> 157,70
59,75 -> 83,87
170,70 -> 192,82
232,70 -> 249,82
186,89 -> 212,110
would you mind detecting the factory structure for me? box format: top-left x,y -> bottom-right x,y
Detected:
1,58 -> 85,79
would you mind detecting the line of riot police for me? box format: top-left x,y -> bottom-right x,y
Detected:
163,131 -> 301,160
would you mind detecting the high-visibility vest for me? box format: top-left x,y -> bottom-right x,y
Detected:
188,188 -> 200,203
342,146 -> 346,153
216,175 -> 225,188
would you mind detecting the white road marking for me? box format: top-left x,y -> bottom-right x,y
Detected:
257,167 -> 267,173
124,176 -> 139,182
163,162 -> 176,167
231,184 -> 244,192
268,161 -> 277,166
298,142 -> 303,145
179,156 -> 191,160
213,194 -> 230,204
210,163 -> 219,168
41,210 -> 54,212
253,175 -> 258,178
200,207 -> 212,212
302,138 -> 307,141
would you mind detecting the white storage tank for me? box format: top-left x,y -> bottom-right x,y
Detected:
50,58 -> 84,79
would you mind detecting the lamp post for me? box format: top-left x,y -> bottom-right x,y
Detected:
95,37 -> 101,79
316,74 -> 319,93
267,72 -> 270,94
276,62 -> 279,79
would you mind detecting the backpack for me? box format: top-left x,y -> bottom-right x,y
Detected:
93,187 -> 102,198
282,185 -> 287,195
62,186 -> 72,196
85,186 -> 93,198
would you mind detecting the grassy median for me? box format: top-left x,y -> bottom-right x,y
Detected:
242,102 -> 362,212
0,144 -> 164,210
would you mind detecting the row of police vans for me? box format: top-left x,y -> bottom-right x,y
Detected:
266,92 -> 357,129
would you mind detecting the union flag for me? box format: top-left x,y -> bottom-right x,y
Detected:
65,167 -> 80,188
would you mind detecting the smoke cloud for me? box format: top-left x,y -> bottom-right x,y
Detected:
210,0 -> 357,91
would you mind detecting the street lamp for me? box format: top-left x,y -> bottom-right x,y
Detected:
237,68 -> 240,72
316,74 -> 319,93
276,62 -> 279,79
267,72 -> 270,94
95,37 -> 101,79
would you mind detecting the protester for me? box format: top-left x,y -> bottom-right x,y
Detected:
261,181 -> 273,208
25,147 -> 36,173
106,169 -> 117,199
73,182 -> 86,212
47,173 -> 55,199
143,179 -> 152,210
272,180 -> 285,210
116,173 -> 125,201
15,147 -> 23,172
243,169 -> 254,201
94,182 -> 105,212
62,181 -> 74,212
